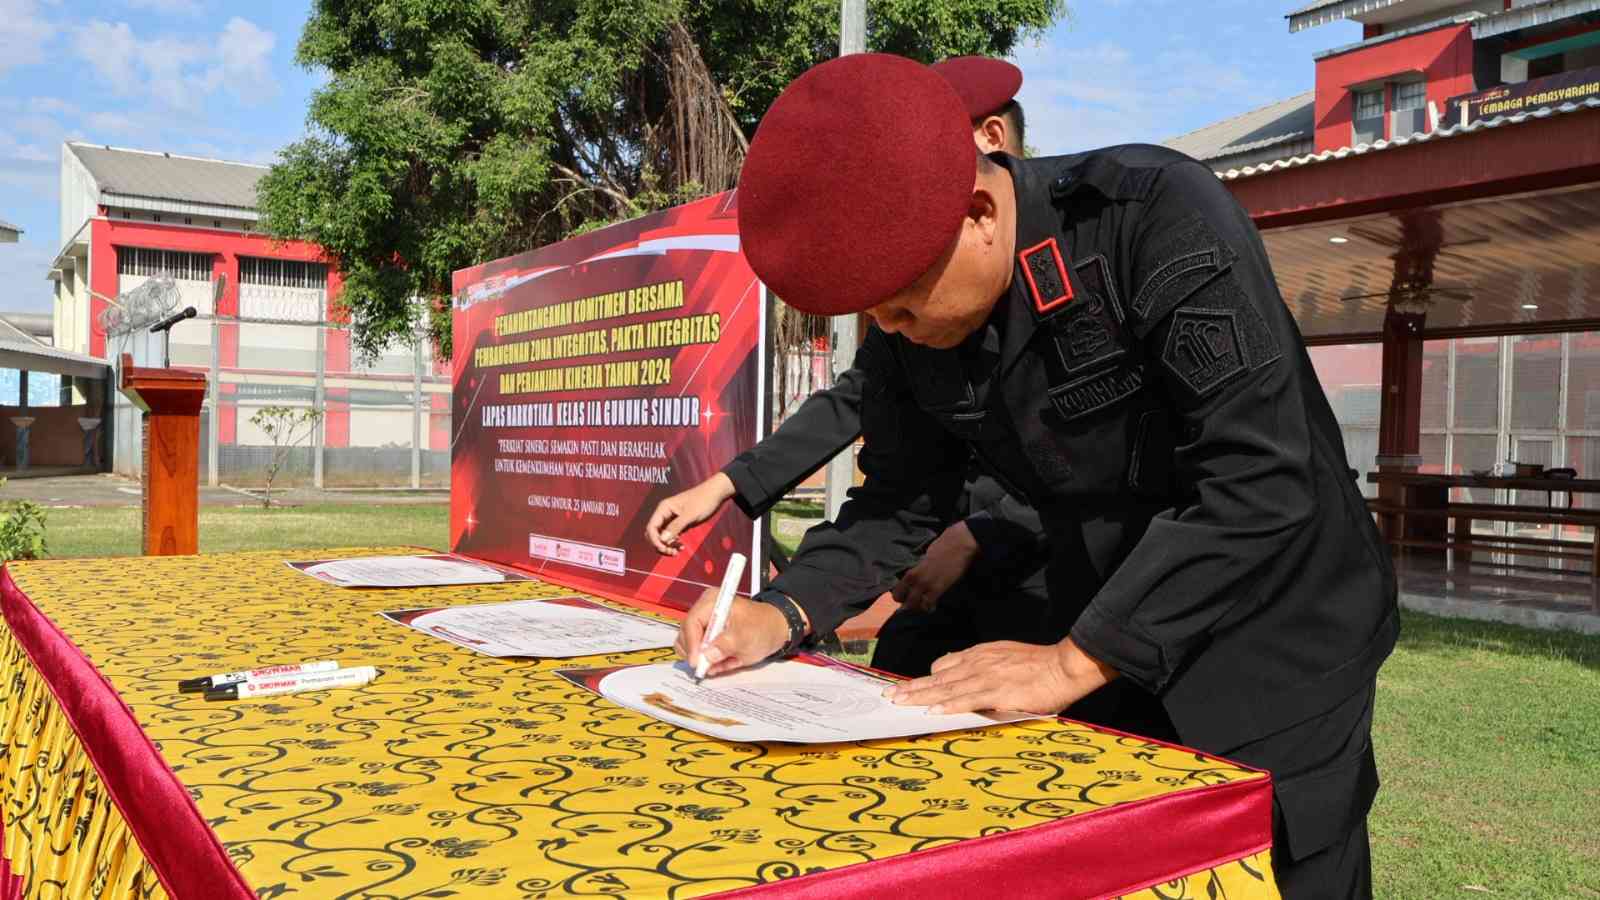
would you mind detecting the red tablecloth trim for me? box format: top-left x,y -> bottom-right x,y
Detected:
714,772 -> 1271,900
0,567 -> 255,900
0,843 -> 21,900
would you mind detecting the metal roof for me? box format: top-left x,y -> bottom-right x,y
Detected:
1288,0 -> 1408,32
1163,92 -> 1315,163
1472,0 -> 1600,39
1217,96 -> 1600,181
67,142 -> 266,212
0,319 -> 108,379
0,219 -> 19,242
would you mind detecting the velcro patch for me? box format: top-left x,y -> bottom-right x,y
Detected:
1161,309 -> 1248,399
1130,214 -> 1236,335
1050,254 -> 1126,376
1019,237 -> 1074,315
1048,366 -> 1145,422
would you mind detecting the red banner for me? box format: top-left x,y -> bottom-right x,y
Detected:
450,192 -> 764,609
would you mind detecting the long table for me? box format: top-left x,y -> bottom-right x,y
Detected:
0,548 -> 1278,899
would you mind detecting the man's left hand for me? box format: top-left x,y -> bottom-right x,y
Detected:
884,638 -> 1119,715
890,520 -> 980,612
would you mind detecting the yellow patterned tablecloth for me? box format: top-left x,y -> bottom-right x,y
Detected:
0,549 -> 1278,899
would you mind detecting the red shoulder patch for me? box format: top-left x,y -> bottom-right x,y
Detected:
1018,237 -> 1074,316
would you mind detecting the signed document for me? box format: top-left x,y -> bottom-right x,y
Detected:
380,596 -> 678,658
288,554 -> 534,588
556,655 -> 1042,743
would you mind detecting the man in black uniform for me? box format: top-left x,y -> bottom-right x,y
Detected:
677,54 -> 1397,898
647,57 -> 1064,682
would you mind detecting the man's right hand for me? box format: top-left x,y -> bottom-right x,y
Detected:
675,587 -> 797,678
646,472 -> 737,555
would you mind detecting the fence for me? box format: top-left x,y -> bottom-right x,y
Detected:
107,315 -> 451,489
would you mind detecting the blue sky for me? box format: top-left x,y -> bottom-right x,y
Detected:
0,1 -> 1359,315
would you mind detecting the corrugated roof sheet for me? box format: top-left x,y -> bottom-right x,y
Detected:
1163,92 -> 1315,162
1287,0 -> 1349,15
1216,96 -> 1600,180
0,219 -> 19,235
1287,0 -> 1407,32
1473,0 -> 1600,39
67,142 -> 266,210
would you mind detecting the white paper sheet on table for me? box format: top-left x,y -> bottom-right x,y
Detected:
287,554 -> 533,588
379,596 -> 679,658
557,655 -> 1043,743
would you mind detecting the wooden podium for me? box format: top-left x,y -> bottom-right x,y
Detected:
119,354 -> 207,555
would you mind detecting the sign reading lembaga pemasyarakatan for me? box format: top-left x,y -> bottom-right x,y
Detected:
450,191 -> 765,610
1447,69 -> 1600,127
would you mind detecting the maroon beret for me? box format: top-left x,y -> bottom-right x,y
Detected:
738,54 -> 975,316
931,56 -> 1024,120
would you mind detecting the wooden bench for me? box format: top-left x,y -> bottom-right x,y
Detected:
1367,498 -> 1600,573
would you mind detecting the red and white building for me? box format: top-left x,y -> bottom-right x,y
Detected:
1166,0 -> 1600,503
49,142 -> 451,487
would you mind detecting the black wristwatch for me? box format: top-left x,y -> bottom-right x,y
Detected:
754,589 -> 810,658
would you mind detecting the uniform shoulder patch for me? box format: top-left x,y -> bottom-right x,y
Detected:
1130,214 -> 1235,336
1161,308 -> 1248,399
1018,237 -> 1074,315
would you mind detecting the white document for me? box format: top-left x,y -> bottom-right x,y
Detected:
288,554 -> 532,588
380,597 -> 678,658
560,656 -> 1042,743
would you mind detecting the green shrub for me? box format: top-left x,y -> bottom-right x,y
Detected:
0,479 -> 46,562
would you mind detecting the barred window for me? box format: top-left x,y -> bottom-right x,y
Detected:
240,256 -> 329,290
1393,81 -> 1427,112
1353,88 -> 1385,120
116,247 -> 213,280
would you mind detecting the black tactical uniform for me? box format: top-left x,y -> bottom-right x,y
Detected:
763,145 -> 1398,897
719,369 -> 1058,678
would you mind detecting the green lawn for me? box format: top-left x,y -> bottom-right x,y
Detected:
33,502 -> 1600,893
43,503 -> 449,558
1370,612 -> 1600,897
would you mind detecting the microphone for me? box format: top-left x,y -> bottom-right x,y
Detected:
150,306 -> 198,334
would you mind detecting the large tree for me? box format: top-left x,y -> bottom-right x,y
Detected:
259,0 -> 1065,360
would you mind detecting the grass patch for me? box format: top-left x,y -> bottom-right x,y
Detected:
1369,611 -> 1600,897
44,503 -> 449,558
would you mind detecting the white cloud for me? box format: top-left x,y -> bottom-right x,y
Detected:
216,17 -> 277,102
0,131 -> 56,202
0,0 -> 57,76
1012,34 -> 1278,156
0,238 -> 65,312
71,16 -> 278,111
124,0 -> 204,13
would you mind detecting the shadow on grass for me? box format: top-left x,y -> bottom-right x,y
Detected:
772,500 -> 824,520
1395,608 -> 1600,672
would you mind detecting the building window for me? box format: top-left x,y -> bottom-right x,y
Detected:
1390,80 -> 1429,137
1353,88 -> 1384,145
1393,81 -> 1426,111
116,247 -> 214,281
239,256 -> 329,290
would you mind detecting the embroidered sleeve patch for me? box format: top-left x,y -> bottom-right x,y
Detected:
1130,214 -> 1235,336
1049,254 -> 1127,376
1160,308 -> 1248,399
1018,237 -> 1074,315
